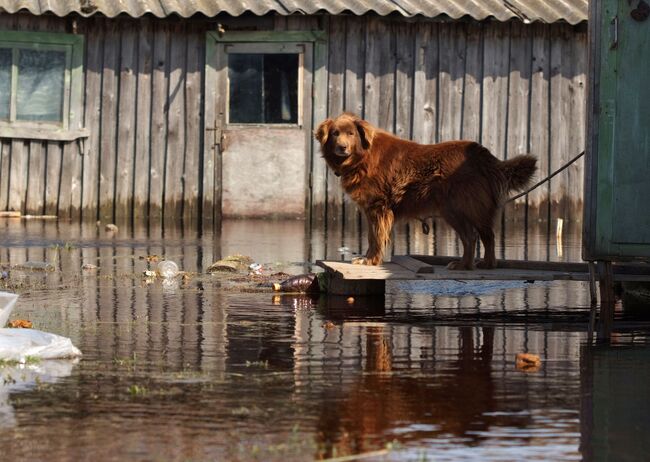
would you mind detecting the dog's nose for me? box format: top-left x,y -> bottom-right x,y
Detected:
336,144 -> 347,153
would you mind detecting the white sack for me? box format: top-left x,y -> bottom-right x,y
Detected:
0,291 -> 82,362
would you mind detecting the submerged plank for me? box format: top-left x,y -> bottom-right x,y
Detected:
411,254 -> 590,272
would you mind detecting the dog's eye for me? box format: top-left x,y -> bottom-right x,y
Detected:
332,130 -> 339,136
348,132 -> 354,136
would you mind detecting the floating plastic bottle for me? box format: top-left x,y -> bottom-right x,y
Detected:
273,273 -> 321,293
156,260 -> 179,278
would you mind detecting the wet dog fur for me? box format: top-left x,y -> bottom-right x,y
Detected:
315,113 -> 537,270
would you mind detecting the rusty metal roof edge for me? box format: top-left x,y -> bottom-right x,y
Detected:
0,4 -> 587,24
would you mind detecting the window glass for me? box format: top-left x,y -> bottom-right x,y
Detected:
16,49 -> 66,122
228,53 -> 299,124
0,48 -> 10,120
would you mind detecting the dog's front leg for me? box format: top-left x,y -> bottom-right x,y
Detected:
354,207 -> 394,265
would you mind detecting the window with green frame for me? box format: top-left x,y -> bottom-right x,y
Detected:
0,31 -> 86,141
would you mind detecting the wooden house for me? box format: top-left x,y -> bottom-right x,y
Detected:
0,0 -> 588,223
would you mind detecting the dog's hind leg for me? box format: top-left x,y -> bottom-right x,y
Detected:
476,226 -> 496,269
443,212 -> 477,271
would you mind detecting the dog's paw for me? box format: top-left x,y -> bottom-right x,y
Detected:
352,256 -> 383,265
476,259 -> 496,270
446,260 -> 474,271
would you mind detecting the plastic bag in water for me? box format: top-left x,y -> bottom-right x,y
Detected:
0,291 -> 82,363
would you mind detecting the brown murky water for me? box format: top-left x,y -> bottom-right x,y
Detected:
1,217 -> 650,461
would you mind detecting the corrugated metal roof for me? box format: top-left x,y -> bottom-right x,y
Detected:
0,0 -> 588,24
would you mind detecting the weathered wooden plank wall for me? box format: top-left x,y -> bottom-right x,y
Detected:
0,15 -> 206,221
321,17 -> 587,226
0,13 -> 586,222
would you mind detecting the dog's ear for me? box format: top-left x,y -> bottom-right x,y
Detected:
354,118 -> 375,150
315,119 -> 333,145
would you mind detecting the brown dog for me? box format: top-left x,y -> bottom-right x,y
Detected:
315,113 -> 537,270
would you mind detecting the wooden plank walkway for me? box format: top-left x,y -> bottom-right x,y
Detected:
317,255 -> 650,283
318,256 -> 650,341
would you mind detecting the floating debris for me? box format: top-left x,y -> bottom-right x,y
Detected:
346,297 -> 355,304
7,319 -> 32,329
272,273 -> 321,293
105,223 -> 118,233
157,260 -> 179,278
14,261 -> 55,272
0,291 -> 82,361
82,263 -> 98,271
322,321 -> 336,330
515,353 -> 541,372
207,255 -> 253,273
138,255 -> 160,263
143,270 -> 156,278
208,261 -> 238,273
23,215 -> 57,220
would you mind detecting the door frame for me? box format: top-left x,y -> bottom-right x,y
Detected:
203,30 -> 328,225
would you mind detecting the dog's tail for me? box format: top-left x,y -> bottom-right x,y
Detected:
501,155 -> 537,192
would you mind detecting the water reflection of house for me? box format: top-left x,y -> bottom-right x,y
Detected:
0,1 -> 587,222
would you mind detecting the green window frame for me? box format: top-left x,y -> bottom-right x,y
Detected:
0,30 -> 87,141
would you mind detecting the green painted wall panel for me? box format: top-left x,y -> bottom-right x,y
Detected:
586,0 -> 650,259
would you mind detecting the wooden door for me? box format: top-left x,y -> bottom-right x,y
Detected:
208,41 -> 313,218
585,0 -> 650,259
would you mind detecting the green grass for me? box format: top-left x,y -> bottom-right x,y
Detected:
245,360 -> 269,368
0,356 -> 41,367
126,384 -> 148,396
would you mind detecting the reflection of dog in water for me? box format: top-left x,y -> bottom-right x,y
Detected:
314,326 -> 532,458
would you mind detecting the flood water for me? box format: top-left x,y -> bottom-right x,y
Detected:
1,217 -> 650,461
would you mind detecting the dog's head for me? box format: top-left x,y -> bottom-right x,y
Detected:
315,113 -> 375,159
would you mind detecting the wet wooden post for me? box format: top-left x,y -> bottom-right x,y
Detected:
587,261 -> 598,343
596,260 -> 615,341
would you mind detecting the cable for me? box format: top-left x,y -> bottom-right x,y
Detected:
507,150 -> 585,203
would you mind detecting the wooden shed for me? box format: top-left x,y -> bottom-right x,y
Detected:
0,0 -> 588,223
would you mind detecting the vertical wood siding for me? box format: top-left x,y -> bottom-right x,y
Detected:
0,14 -> 586,222
0,15 -> 205,221
318,17 -> 586,226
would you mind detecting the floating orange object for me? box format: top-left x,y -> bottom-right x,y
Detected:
8,319 -> 33,328
515,353 -> 541,371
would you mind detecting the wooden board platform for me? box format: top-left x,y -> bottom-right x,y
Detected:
317,256 -> 650,283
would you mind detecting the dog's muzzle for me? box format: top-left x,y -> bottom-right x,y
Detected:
334,146 -> 350,157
